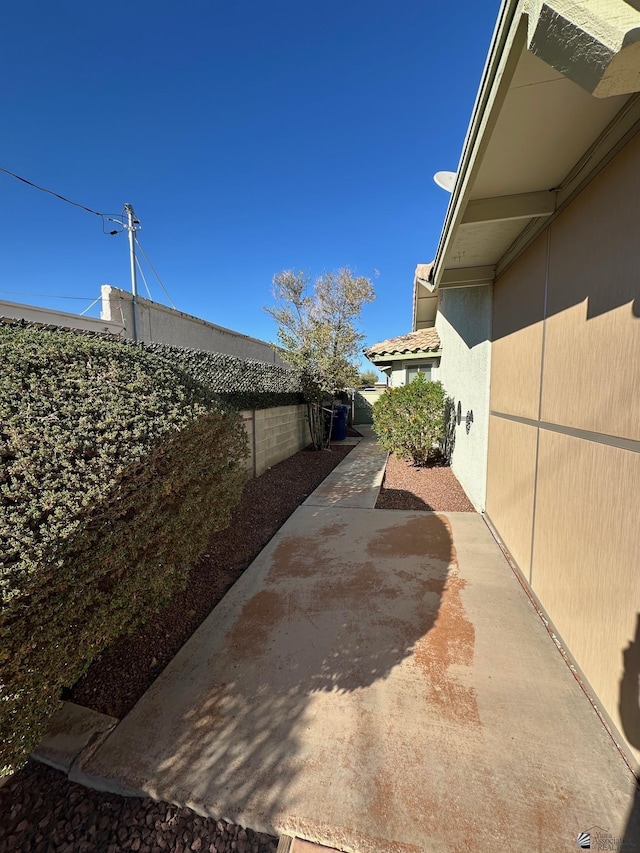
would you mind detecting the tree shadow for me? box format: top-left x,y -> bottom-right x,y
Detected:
442,395 -> 456,464
375,488 -> 437,511
620,614 -> 640,847
79,512 -> 463,849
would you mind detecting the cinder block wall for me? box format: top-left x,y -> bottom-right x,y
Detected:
240,404 -> 308,478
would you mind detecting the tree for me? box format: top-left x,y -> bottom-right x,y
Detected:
358,369 -> 379,387
264,267 -> 375,449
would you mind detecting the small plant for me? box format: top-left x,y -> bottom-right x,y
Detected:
373,376 -> 446,466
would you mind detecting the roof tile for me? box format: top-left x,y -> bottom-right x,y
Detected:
365,327 -> 441,358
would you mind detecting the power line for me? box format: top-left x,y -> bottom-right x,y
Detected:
135,255 -> 154,301
0,289 -> 99,301
1,167 -> 178,313
79,295 -> 103,316
0,166 -> 124,232
134,236 -> 177,309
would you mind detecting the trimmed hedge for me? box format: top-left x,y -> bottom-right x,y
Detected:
373,376 -> 447,466
143,343 -> 305,411
0,325 -> 248,775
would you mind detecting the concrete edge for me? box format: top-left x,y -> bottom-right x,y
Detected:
31,701 -> 118,776
285,837 -> 341,853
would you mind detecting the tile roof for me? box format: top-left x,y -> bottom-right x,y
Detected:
365,327 -> 441,358
414,262 -> 434,285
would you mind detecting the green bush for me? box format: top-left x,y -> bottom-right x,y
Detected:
143,343 -> 305,411
0,324 -> 248,775
373,376 -> 446,465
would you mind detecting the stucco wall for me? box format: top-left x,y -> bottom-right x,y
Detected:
101,286 -> 284,364
0,299 -> 125,336
241,405 -> 308,478
434,285 -> 492,511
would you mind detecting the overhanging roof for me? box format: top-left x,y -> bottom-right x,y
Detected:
412,263 -> 438,330
428,0 -> 640,293
365,328 -> 441,364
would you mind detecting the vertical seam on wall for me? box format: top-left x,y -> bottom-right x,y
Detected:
252,409 -> 257,478
528,228 -> 550,586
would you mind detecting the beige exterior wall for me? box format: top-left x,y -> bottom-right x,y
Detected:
541,132 -> 640,441
532,430 -> 640,750
486,131 -> 640,767
490,235 -> 546,421
485,416 -> 538,578
102,286 -> 285,365
358,388 -> 384,406
240,405 -> 308,478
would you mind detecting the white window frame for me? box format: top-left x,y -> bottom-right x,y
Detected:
404,361 -> 435,384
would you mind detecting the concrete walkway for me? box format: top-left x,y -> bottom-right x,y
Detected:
72,430 -> 639,852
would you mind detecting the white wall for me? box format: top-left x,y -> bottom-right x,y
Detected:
0,299 -> 125,336
435,285 -> 492,511
101,286 -> 285,365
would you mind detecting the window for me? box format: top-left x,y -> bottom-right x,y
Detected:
405,363 -> 433,384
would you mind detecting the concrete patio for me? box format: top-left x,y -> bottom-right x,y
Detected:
67,430 -> 639,852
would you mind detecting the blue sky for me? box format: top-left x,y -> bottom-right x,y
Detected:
1,0 -> 497,368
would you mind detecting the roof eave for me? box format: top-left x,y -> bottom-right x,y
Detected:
431,0 -> 524,291
431,0 -> 640,291
366,349 -> 442,363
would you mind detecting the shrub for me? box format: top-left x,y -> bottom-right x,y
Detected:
142,343 -> 305,411
0,324 -> 248,775
373,376 -> 446,465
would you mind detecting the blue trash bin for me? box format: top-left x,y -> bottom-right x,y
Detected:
331,404 -> 349,441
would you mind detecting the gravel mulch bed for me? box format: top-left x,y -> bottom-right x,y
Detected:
376,453 -> 475,512
0,761 -> 277,853
1,441 -> 355,853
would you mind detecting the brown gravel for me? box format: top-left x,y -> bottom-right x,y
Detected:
376,453 -> 475,512
1,441 -> 356,853
0,761 -> 278,853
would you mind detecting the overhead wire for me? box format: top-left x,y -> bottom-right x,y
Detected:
135,255 -> 154,302
79,295 -> 103,316
1,166 -> 178,311
0,289 -> 98,301
134,236 -> 177,309
0,166 -> 125,234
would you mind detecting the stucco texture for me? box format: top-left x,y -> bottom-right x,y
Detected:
434,285 -> 492,511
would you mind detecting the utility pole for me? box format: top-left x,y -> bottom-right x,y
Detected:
124,203 -> 140,342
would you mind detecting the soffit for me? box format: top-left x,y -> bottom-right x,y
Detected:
471,50 -> 627,200
434,17 -> 637,290
414,281 -> 438,327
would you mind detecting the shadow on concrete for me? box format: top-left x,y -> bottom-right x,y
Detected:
84,512 -> 458,845
374,489 -> 437,511
620,614 -> 640,847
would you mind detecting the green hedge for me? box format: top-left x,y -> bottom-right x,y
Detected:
0,324 -> 248,775
373,376 -> 447,466
143,343 -> 305,410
